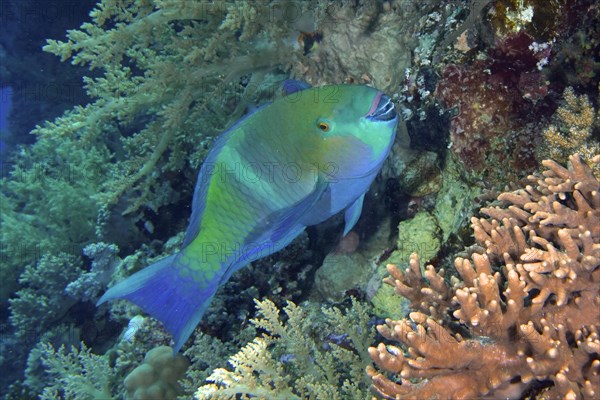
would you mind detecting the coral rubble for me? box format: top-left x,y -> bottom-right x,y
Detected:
368,154 -> 600,399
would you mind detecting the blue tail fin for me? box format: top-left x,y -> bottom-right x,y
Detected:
97,254 -> 218,352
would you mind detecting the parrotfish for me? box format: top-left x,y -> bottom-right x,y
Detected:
97,82 -> 398,352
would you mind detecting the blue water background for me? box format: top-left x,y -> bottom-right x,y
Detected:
0,86 -> 12,156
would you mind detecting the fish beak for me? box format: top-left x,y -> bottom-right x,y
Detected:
366,93 -> 397,122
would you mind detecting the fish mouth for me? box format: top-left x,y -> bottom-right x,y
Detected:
366,92 -> 397,122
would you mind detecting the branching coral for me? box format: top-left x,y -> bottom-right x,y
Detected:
367,154 -> 600,399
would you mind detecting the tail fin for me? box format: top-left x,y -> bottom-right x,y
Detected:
97,254 -> 218,353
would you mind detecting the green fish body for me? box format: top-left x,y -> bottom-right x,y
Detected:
98,83 -> 398,351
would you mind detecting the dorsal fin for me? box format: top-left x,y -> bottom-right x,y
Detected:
282,79 -> 311,96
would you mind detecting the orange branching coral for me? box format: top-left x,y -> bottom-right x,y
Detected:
367,154 -> 600,399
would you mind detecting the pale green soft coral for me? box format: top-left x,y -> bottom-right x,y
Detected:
40,0 -> 315,214
37,342 -> 115,400
0,0 -> 313,296
0,133 -> 108,303
179,332 -> 237,396
370,283 -> 411,320
369,154 -> 481,319
394,211 -> 441,264
432,154 -> 482,242
0,0 -> 312,309
313,252 -> 371,302
196,298 -> 374,399
9,252 -> 81,338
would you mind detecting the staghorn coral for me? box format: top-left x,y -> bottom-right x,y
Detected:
367,154 -> 600,399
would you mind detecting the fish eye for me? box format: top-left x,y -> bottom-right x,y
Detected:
317,121 -> 330,132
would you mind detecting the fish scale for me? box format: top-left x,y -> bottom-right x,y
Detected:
97,83 -> 398,352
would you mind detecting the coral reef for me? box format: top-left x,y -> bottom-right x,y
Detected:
367,154 -> 600,399
2,3 -> 322,391
0,0 -> 314,308
418,0 -> 598,188
545,0 -> 600,87
290,1 -> 417,92
488,0 -> 566,40
0,140 -> 107,303
39,0 -> 307,213
0,2 -> 428,392
26,323 -> 192,399
369,154 -> 482,321
2,0 -> 599,398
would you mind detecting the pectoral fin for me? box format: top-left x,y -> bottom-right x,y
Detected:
270,176 -> 328,242
343,194 -> 365,236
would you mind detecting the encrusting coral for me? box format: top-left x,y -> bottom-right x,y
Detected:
367,154 -> 600,399
124,346 -> 189,400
